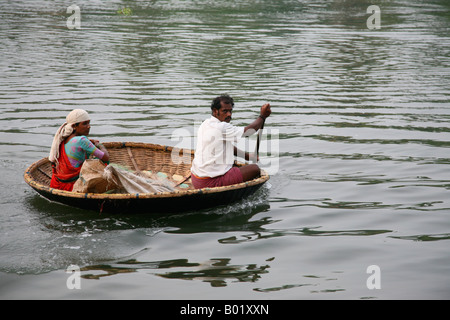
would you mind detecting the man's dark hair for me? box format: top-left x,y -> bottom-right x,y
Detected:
211,94 -> 234,111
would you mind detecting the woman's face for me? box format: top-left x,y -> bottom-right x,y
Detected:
73,120 -> 91,136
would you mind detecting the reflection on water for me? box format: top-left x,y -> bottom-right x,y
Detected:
390,233 -> 450,242
219,227 -> 392,244
28,183 -> 272,232
81,257 -> 270,288
156,258 -> 270,287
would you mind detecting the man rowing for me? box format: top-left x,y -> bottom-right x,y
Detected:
190,94 -> 271,189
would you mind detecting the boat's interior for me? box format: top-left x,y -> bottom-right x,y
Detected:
29,142 -> 196,193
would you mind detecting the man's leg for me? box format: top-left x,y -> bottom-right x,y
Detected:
239,164 -> 261,182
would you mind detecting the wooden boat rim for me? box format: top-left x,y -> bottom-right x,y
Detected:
24,141 -> 269,200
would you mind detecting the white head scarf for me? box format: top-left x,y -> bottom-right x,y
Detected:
49,109 -> 90,163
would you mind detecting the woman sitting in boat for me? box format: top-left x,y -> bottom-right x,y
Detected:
48,109 -> 109,191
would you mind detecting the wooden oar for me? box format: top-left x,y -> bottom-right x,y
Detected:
175,172 -> 191,187
254,118 -> 265,163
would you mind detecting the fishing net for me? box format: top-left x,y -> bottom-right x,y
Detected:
72,159 -> 175,194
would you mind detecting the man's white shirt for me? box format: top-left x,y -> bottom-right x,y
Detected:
191,116 -> 244,178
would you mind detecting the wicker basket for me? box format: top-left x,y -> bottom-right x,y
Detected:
24,142 -> 269,214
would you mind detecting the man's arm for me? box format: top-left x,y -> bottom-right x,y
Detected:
234,146 -> 258,162
243,103 -> 271,136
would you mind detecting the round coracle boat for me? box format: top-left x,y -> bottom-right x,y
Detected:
24,142 -> 269,214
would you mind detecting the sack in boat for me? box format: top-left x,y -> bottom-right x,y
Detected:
72,161 -> 176,194
104,164 -> 175,194
72,159 -> 118,193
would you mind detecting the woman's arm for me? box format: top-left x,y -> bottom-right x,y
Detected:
90,139 -> 110,163
96,143 -> 110,163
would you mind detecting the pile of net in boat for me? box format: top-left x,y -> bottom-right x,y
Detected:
72,159 -> 179,194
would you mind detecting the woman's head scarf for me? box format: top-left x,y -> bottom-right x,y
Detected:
49,109 -> 90,163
